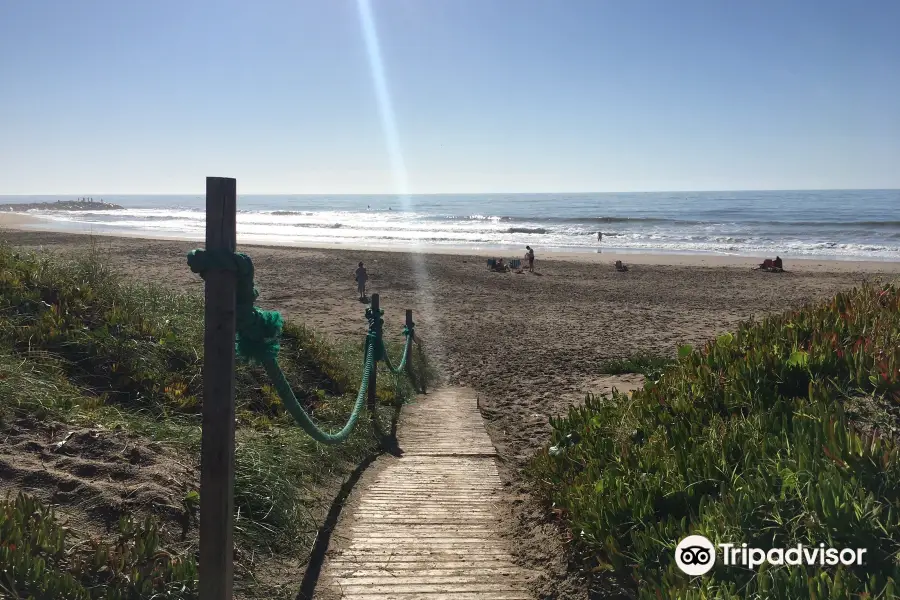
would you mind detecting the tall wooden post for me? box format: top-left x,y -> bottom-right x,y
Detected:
367,294 -> 380,412
200,177 -> 237,600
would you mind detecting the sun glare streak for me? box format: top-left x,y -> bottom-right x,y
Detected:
356,0 -> 446,361
356,0 -> 409,199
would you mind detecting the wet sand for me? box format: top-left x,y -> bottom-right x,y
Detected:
3,226 -> 899,598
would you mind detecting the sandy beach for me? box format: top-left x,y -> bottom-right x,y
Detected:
3,224 -> 899,596
4,0 -> 898,593
0,213 -> 42,227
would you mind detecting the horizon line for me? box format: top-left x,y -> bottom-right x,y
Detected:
2,187 -> 899,197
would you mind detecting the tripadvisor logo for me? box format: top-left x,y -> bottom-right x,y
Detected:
675,535 -> 867,576
675,535 -> 716,576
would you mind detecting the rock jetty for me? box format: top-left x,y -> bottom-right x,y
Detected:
0,200 -> 124,212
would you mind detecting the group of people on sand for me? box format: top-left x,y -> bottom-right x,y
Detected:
490,246 -> 535,273
596,228 -> 787,273
354,245 -> 784,302
353,244 -> 786,300
354,245 -> 539,299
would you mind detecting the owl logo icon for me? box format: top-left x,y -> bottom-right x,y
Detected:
675,535 -> 716,576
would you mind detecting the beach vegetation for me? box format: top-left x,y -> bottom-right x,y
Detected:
534,283 -> 900,598
0,492 -> 196,600
596,352 -> 675,383
0,243 -> 432,598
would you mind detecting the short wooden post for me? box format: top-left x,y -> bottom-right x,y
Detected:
200,177 -> 237,600
367,294 -> 380,412
405,309 -> 414,380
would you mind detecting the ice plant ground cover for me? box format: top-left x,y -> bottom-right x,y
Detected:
535,282 -> 900,599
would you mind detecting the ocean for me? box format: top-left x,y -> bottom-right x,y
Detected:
2,190 -> 898,260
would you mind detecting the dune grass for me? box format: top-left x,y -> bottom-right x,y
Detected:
533,282 -> 900,598
0,243 -> 432,598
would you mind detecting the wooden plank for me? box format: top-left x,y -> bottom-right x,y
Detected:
199,176 -> 237,600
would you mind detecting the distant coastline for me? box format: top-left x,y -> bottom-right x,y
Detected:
0,200 -> 124,212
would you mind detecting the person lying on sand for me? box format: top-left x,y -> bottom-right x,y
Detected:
755,256 -> 785,272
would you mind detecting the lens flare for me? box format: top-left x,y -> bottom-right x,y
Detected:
356,0 -> 446,364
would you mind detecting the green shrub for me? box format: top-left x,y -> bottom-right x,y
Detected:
0,492 -> 197,599
534,283 -> 900,598
596,352 -> 675,382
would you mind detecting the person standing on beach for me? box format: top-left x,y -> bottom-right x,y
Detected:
597,231 -> 603,243
355,262 -> 368,300
525,246 -> 535,272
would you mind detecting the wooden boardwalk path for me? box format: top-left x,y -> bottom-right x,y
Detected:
318,388 -> 534,599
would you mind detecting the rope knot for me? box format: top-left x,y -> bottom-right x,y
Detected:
187,248 -> 283,363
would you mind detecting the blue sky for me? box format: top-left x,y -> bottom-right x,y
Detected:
1,0 -> 898,194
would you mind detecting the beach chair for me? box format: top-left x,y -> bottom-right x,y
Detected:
509,259 -> 521,270
487,258 -> 496,269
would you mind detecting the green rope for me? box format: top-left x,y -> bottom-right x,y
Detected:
366,306 -> 414,375
381,332 -> 413,375
186,248 -> 416,445
261,337 -> 375,444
